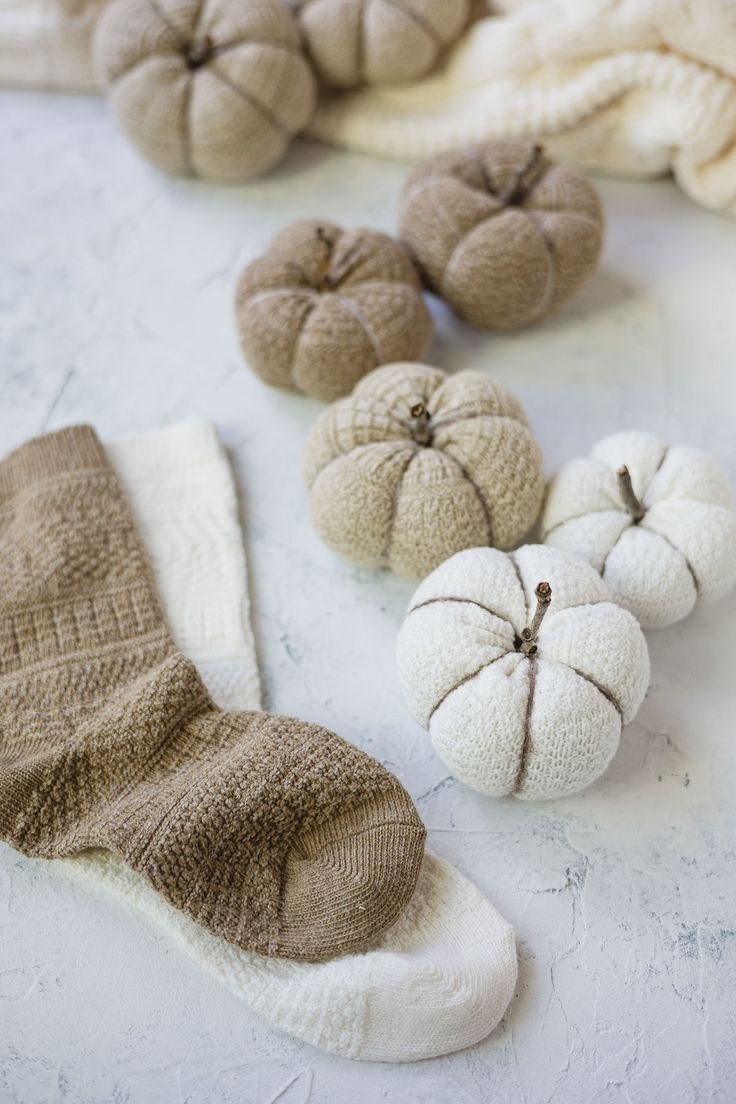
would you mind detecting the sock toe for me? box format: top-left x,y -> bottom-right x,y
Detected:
276,797 -> 426,961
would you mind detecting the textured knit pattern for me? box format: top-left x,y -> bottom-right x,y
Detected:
399,141 -> 603,330
93,0 -> 316,183
61,421 -> 517,1062
235,219 -> 433,402
304,362 -> 544,578
5,1 -> 736,213
542,431 -> 736,629
105,422 -> 261,712
307,0 -> 736,216
396,544 -> 650,800
294,0 -> 469,89
0,426 -> 425,961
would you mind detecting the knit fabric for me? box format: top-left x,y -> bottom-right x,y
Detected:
235,220 -> 433,402
0,425 -> 425,961
94,0 -> 316,183
294,0 -> 470,89
105,421 -> 261,712
0,0 -> 104,90
62,421 -> 517,1062
308,0 -> 736,215
396,544 -> 650,800
304,362 -> 544,578
399,141 -> 603,330
542,431 -> 736,629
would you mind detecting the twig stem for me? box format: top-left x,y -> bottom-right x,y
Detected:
617,465 -> 645,522
409,402 -> 432,446
520,581 -> 552,655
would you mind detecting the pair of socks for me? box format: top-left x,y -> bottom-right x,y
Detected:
0,425 -> 426,962
1,422 -> 517,1061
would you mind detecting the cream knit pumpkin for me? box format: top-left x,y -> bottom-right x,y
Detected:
542,431 -> 736,629
94,0 -> 316,183
294,0 -> 469,89
304,362 -> 544,578
399,140 -> 603,330
235,220 -> 433,401
396,544 -> 650,800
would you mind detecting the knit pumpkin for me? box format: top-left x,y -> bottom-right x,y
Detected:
541,431 -> 736,629
295,0 -> 469,89
396,545 -> 650,800
235,220 -> 433,402
94,0 -> 316,183
399,140 -> 603,330
304,362 -> 544,578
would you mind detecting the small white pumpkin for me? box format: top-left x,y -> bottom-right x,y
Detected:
396,544 -> 650,800
541,431 -> 736,629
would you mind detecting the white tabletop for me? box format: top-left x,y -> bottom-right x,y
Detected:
2,91 -> 736,1104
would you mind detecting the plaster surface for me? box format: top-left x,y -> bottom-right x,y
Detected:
1,91 -> 735,1104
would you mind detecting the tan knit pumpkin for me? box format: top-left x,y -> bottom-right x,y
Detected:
295,0 -> 470,89
235,220 -> 433,402
94,0 -> 316,183
304,362 -> 544,578
399,141 -> 604,331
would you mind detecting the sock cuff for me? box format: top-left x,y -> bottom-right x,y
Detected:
0,425 -> 108,497
105,421 -> 224,481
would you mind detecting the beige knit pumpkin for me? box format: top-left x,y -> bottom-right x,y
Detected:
399,141 -> 604,331
235,220 -> 433,402
294,0 -> 470,89
94,0 -> 316,183
304,362 -> 544,578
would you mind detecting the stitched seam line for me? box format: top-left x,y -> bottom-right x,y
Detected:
409,595 -> 516,636
568,665 -> 624,720
443,451 -> 493,545
428,653 -> 507,724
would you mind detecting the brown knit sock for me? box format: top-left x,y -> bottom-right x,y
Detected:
0,426 -> 425,961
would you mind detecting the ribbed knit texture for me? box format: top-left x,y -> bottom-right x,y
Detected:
304,362 -> 544,579
397,544 -> 650,800
399,141 -> 603,330
0,425 -> 425,961
235,219 -> 433,402
94,0 -> 316,183
542,431 -> 736,629
60,421 -> 517,1062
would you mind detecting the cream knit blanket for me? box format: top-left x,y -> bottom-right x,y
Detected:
2,0 -> 736,214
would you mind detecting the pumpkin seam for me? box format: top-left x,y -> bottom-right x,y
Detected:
568,665 -> 624,721
208,60 -> 288,136
544,506 -> 628,539
331,293 -> 386,366
427,652 -> 508,725
383,0 -> 442,51
520,209 -> 558,321
513,655 -> 537,793
383,448 -> 420,567
409,596 -> 517,637
639,522 -> 701,594
442,451 -> 494,547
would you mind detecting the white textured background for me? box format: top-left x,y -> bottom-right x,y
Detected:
1,92 -> 736,1104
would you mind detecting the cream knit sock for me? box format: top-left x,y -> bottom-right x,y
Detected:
63,421 -> 517,1062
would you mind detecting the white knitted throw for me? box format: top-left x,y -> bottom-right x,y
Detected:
59,421 -> 518,1063
1,0 -> 736,213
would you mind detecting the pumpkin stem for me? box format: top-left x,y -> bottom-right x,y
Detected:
617,465 -> 645,522
409,402 -> 432,446
315,226 -> 332,288
505,144 -> 545,205
519,581 -> 552,655
186,35 -> 213,69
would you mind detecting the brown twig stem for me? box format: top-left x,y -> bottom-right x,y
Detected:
409,402 -> 432,446
519,581 -> 552,655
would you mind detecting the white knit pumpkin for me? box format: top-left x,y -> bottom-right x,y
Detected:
541,431 -> 736,629
396,544 -> 650,800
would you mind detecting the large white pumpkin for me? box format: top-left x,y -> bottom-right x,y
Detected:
396,545 -> 650,800
542,431 -> 736,628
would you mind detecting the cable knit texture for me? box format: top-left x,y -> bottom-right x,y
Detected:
93,0 -> 316,182
396,544 -> 650,799
294,0 -> 470,89
304,362 -> 544,578
542,430 -> 736,629
61,421 -> 517,1062
399,140 -> 603,330
4,0 -> 736,212
0,425 -> 425,961
235,220 -> 433,402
